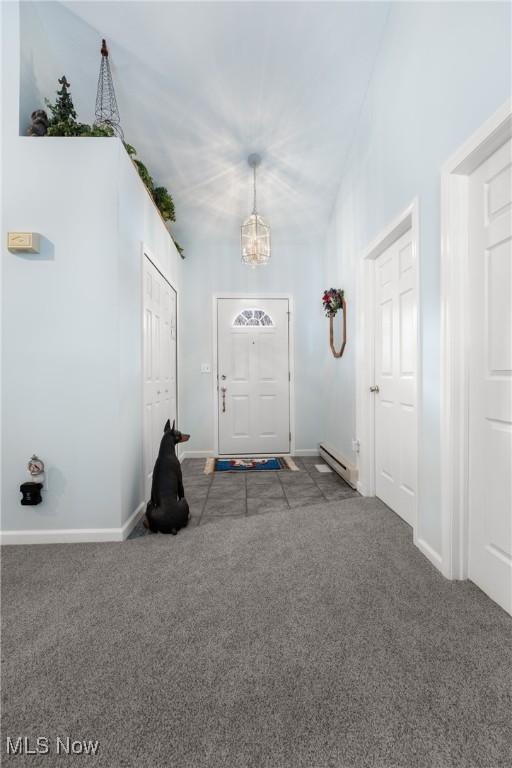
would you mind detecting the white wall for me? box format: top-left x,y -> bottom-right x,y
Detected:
181,232 -> 326,454
322,1 -> 512,559
1,2 -> 182,539
1,135 -> 182,539
2,139 -> 122,535
117,151 -> 183,525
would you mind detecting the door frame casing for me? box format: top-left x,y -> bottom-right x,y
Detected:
356,199 -> 422,546
213,293 -> 295,457
141,245 -> 179,496
440,101 -> 512,580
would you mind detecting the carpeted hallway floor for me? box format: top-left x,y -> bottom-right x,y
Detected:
2,495 -> 511,767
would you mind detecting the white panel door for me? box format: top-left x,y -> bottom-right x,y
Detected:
143,258 -> 177,498
468,138 -> 512,614
374,230 -> 417,526
217,298 -> 290,455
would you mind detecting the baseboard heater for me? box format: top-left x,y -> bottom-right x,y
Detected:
318,443 -> 358,489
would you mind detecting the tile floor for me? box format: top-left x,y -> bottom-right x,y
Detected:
130,457 -> 358,537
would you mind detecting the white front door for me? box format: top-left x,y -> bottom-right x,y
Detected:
468,138 -> 512,614
374,230 -> 417,526
143,257 -> 177,498
217,298 -> 290,455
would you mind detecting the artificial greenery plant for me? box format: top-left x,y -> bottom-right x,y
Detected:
43,76 -> 183,255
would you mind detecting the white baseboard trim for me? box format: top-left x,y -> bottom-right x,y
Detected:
415,536 -> 443,573
181,449 -> 319,459
0,502 -> 146,546
356,481 -> 369,496
0,528 -> 124,545
181,450 -> 215,459
121,502 -> 146,540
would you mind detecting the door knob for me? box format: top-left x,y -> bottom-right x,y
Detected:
369,385 -> 379,393
221,374 -> 227,380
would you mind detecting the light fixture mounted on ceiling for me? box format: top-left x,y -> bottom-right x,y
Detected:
241,153 -> 271,267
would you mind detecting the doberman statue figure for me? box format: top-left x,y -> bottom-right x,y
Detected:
143,420 -> 190,535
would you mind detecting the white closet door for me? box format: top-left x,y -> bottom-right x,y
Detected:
217,298 -> 290,455
468,138 -> 512,614
374,230 -> 417,526
160,282 -> 177,433
143,258 -> 177,498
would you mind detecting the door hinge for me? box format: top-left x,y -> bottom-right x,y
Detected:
289,431 -> 291,442
288,372 -> 291,381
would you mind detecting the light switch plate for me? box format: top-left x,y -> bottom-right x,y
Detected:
200,363 -> 211,374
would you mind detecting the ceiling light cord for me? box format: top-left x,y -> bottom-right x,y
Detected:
252,164 -> 257,215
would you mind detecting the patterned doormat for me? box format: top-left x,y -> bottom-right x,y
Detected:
206,456 -> 299,473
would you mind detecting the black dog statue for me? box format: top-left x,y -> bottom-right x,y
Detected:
143,420 -> 190,535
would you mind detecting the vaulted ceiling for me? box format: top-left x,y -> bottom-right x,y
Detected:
29,2 -> 390,245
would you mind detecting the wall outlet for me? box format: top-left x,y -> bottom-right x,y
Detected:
352,439 -> 360,454
200,363 -> 211,374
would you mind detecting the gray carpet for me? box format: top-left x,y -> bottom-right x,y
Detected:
2,497 -> 512,768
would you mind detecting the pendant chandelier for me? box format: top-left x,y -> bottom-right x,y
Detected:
241,153 -> 271,267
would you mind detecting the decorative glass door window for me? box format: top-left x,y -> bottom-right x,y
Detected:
233,309 -> 274,327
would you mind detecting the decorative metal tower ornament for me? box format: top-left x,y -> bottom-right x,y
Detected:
94,38 -> 124,138
241,154 -> 271,267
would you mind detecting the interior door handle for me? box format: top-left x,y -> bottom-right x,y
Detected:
221,387 -> 227,412
369,385 -> 380,393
